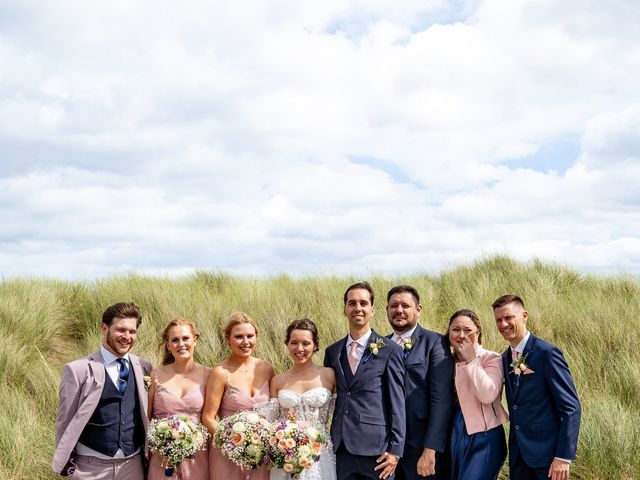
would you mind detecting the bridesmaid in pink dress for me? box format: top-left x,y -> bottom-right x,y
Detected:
148,317 -> 212,480
202,312 -> 275,480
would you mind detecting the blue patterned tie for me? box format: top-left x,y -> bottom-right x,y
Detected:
116,358 -> 129,394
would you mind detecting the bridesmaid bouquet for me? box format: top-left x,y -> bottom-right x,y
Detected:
214,411 -> 272,469
147,414 -> 210,477
267,416 -> 326,476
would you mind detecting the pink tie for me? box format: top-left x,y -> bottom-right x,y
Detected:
395,336 -> 404,346
348,342 -> 359,374
512,349 -> 518,361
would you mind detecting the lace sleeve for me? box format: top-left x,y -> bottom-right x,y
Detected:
253,397 -> 281,421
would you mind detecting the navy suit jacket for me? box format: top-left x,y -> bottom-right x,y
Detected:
324,330 -> 406,457
503,334 -> 581,468
390,324 -> 453,456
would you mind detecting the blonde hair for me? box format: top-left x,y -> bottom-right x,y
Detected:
160,316 -> 200,365
222,311 -> 259,340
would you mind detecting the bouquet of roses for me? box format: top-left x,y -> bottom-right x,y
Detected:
213,411 -> 272,469
267,415 -> 326,476
146,414 -> 210,477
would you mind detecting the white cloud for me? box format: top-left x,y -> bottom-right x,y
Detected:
0,0 -> 639,278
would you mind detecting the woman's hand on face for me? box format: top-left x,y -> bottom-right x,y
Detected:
458,335 -> 477,362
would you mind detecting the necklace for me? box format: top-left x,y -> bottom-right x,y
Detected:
171,363 -> 194,378
228,358 -> 251,374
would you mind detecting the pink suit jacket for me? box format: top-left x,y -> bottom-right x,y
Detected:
454,346 -> 509,435
52,350 -> 152,475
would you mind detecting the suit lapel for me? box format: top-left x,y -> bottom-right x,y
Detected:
404,326 -> 424,362
512,335 -> 537,401
333,337 -> 350,387
129,355 -> 149,427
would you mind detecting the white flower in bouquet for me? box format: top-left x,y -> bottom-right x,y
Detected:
147,414 -> 210,477
267,417 -> 327,475
213,410 -> 272,469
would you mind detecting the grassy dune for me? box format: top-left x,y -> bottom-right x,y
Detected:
1,256 -> 638,479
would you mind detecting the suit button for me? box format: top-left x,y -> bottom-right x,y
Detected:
515,425 -> 520,430
347,392 -> 351,396
345,410 -> 349,414
513,405 -> 518,410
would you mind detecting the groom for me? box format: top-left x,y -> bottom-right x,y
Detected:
324,282 -> 406,480
52,302 -> 152,479
493,294 -> 581,480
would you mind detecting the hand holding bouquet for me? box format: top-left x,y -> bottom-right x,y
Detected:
147,414 -> 210,477
213,411 -> 272,469
267,416 -> 326,476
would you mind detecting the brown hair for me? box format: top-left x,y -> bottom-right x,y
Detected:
343,281 -> 375,306
160,316 -> 200,365
448,309 -> 483,345
285,319 -> 320,352
102,302 -> 142,327
222,311 -> 259,339
492,294 -> 525,310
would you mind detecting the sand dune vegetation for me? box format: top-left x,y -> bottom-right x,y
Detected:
1,256 -> 638,479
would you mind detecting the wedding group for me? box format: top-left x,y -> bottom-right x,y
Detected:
52,283 -> 582,480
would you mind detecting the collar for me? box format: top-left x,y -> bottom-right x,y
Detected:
100,346 -> 130,365
513,331 -> 531,355
391,324 -> 418,342
347,329 -> 373,348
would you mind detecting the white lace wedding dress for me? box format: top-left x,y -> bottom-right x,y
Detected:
268,387 -> 337,480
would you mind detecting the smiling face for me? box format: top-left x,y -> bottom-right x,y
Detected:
226,322 -> 257,357
344,288 -> 375,331
448,315 -> 480,350
102,316 -> 138,357
286,329 -> 316,366
166,324 -> 196,361
494,301 -> 528,347
386,292 -> 422,334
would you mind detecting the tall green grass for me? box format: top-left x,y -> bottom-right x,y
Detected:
1,256 -> 638,479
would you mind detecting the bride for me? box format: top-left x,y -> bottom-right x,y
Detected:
268,319 -> 336,480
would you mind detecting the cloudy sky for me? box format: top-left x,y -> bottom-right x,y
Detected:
1,0 -> 639,279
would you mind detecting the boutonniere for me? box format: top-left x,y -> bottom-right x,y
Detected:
403,337 -> 415,351
369,338 -> 387,355
143,375 -> 152,391
510,353 -> 535,376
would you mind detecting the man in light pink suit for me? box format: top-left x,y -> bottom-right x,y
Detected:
52,303 -> 152,479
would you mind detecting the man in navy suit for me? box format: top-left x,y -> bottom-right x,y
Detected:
385,285 -> 453,480
493,294 -> 581,480
324,281 -> 406,479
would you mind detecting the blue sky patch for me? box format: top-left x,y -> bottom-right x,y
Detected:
512,135 -> 581,175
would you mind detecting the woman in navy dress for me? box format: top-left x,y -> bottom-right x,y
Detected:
447,309 -> 508,480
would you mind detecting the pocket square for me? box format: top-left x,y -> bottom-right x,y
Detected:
523,367 -> 535,375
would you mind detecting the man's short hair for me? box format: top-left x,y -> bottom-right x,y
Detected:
343,282 -> 375,306
386,285 -> 420,304
492,294 -> 525,311
102,302 -> 143,327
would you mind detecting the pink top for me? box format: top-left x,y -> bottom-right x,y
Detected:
209,377 -> 270,480
454,346 -> 509,435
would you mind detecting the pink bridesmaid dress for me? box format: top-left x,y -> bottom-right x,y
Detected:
209,374 -> 270,480
148,369 -> 212,480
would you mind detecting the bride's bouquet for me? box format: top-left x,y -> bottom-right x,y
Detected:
213,411 -> 272,469
147,414 -> 210,477
267,415 -> 326,476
